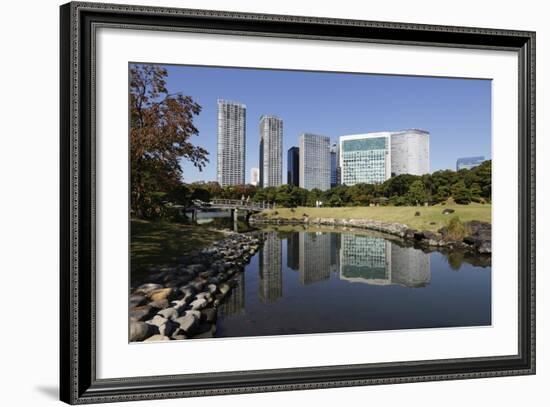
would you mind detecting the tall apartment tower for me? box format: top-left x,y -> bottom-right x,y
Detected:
391,129 -> 430,176
339,133 -> 392,185
217,100 -> 246,187
299,133 -> 331,191
287,146 -> 300,187
259,115 -> 283,187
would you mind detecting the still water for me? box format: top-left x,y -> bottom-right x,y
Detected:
216,229 -> 491,338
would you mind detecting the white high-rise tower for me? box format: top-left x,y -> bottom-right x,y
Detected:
217,100 -> 246,186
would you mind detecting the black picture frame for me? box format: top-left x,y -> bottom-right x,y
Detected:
60,1 -> 536,404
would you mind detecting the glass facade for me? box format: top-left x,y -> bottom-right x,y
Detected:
330,143 -> 339,188
390,129 -> 430,176
456,156 -> 485,171
339,234 -> 430,287
299,133 -> 331,191
340,134 -> 390,185
287,146 -> 300,187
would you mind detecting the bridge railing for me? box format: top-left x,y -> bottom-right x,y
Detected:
207,199 -> 275,210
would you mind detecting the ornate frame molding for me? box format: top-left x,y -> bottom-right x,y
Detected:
60,2 -> 535,404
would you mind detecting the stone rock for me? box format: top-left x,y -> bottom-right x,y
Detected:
129,305 -> 155,322
201,308 -> 217,323
129,294 -> 147,308
189,297 -> 208,310
129,321 -> 151,342
207,284 -> 218,294
189,281 -> 205,292
172,335 -> 187,340
174,313 -> 199,334
479,241 -> 492,254
134,283 -> 163,296
179,286 -> 196,298
187,264 -> 206,275
149,315 -> 168,327
143,334 -> 170,342
147,299 -> 169,310
219,283 -> 231,295
185,310 -> 201,320
148,288 -> 175,302
404,229 -> 417,240
157,307 -> 179,320
414,211 -> 421,217
158,319 -> 179,337
192,323 -> 216,339
442,208 -> 455,215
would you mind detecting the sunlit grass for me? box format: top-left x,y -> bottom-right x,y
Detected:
262,202 -> 491,232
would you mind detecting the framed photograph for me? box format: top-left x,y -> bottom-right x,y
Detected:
60,1 -> 535,404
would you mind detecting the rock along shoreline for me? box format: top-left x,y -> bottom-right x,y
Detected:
250,215 -> 491,255
129,232 -> 264,342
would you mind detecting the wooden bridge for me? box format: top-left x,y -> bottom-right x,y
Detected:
185,199 -> 275,230
205,199 -> 274,212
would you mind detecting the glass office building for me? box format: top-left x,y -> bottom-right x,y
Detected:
456,156 -> 485,171
299,133 -> 331,191
339,133 -> 391,185
330,143 -> 339,188
287,146 -> 300,187
391,129 -> 430,176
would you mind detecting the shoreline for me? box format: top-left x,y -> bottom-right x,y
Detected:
129,231 -> 264,342
250,215 -> 491,255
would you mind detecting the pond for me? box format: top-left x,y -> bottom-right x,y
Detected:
215,228 -> 491,338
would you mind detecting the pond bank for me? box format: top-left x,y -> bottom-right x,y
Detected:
250,215 -> 491,255
129,231 -> 264,342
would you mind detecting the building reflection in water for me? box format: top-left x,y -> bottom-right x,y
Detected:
330,232 -> 341,274
286,232 -> 300,271
299,232 -> 331,285
259,232 -> 283,302
221,231 -> 430,317
219,272 -> 245,315
339,233 -> 430,287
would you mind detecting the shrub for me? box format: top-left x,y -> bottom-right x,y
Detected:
446,216 -> 468,241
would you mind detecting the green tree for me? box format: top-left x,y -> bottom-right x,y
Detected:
451,180 -> 471,204
407,180 -> 428,205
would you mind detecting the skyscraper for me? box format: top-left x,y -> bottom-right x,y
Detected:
330,143 -> 339,188
259,115 -> 283,187
250,167 -> 260,186
287,146 -> 300,187
299,133 -> 330,191
339,130 -> 430,186
339,133 -> 392,185
456,156 -> 485,171
391,129 -> 430,176
217,100 -> 246,187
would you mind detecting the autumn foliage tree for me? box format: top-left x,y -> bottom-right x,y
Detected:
130,64 -> 208,218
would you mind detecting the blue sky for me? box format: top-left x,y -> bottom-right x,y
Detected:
158,64 -> 491,184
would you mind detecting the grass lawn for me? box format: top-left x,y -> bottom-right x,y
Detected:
261,202 -> 491,232
130,219 -> 225,279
